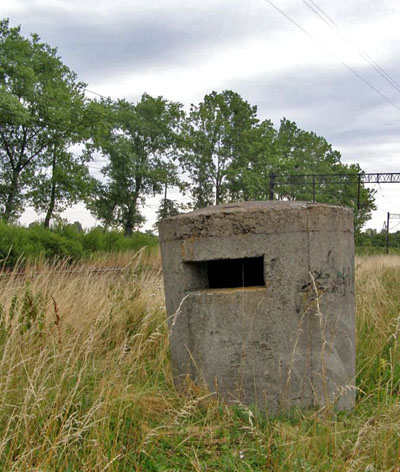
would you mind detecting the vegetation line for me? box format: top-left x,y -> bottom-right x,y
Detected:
0,18 -> 374,234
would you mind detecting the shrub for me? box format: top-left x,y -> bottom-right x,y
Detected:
0,221 -> 158,267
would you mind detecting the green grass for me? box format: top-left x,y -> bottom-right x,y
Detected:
0,253 -> 399,470
356,245 -> 400,256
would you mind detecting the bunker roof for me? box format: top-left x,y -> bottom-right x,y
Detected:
158,201 -> 353,241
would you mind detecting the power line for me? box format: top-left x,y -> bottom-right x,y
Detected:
375,182 -> 399,207
263,0 -> 400,114
84,88 -> 114,101
0,58 -> 115,131
0,105 -> 83,134
390,220 -> 400,231
301,0 -> 400,95
0,106 -> 108,169
0,80 -> 122,139
1,54 -> 114,103
0,85 -> 114,133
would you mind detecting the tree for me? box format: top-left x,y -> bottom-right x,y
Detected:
181,92 -> 374,229
88,94 -> 183,235
0,19 -> 86,222
181,90 -> 259,208
272,119 -> 375,230
156,198 -> 181,220
29,141 -> 94,227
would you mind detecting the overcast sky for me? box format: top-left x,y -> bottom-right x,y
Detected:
2,0 -> 400,231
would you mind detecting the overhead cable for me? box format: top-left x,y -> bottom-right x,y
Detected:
301,0 -> 400,94
263,0 -> 400,114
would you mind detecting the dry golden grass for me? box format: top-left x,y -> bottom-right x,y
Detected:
0,252 -> 399,470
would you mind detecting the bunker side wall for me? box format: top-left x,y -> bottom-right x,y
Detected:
308,229 -> 356,410
159,203 -> 355,413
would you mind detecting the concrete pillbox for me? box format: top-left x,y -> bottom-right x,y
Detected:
158,201 -> 355,414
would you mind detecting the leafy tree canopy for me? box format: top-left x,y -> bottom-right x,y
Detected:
181,91 -> 375,229
272,119 -> 375,229
29,141 -> 94,227
0,18 -> 87,222
181,90 -> 260,207
88,94 -> 184,235
0,16 -> 376,233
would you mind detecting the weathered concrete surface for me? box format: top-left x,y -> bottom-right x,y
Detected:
158,201 -> 355,414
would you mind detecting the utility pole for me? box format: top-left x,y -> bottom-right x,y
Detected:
386,212 -> 390,254
385,213 -> 400,255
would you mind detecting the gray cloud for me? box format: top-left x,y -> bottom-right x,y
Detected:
330,126 -> 400,147
247,67 -> 396,118
6,1 -> 289,83
7,0 -> 400,170
223,61 -> 400,170
3,0 -> 400,225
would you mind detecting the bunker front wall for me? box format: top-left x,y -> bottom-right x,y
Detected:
158,203 -> 355,414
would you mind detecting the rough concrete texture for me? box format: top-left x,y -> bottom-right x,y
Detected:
158,201 -> 355,414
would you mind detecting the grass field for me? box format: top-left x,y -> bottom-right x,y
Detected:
0,252 -> 400,471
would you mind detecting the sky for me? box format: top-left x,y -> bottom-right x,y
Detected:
2,0 -> 400,232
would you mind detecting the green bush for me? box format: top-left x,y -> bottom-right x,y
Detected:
82,227 -> 106,253
0,221 -> 158,267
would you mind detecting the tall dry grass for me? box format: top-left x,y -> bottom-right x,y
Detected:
0,252 -> 399,470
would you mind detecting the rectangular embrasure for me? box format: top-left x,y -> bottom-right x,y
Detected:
206,257 -> 265,289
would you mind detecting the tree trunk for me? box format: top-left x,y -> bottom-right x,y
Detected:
3,170 -> 20,222
124,221 -> 134,237
44,183 -> 56,228
215,157 -> 221,205
215,179 -> 220,205
124,197 -> 138,237
44,152 -> 57,228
